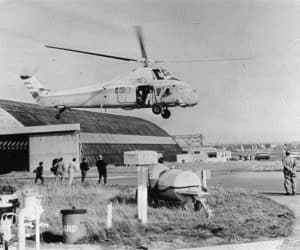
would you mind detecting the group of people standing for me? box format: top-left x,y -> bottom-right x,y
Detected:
34,154 -> 107,185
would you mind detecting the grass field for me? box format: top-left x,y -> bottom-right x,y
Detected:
1,178 -> 294,249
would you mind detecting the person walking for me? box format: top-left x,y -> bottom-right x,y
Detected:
56,157 -> 65,183
282,150 -> 297,195
96,155 -> 107,184
80,157 -> 89,184
68,157 -> 77,186
50,158 -> 59,179
34,161 -> 44,185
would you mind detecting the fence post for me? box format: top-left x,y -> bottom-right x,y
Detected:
201,170 -> 207,192
107,202 -> 112,228
137,167 -> 148,224
18,209 -> 26,250
35,207 -> 40,250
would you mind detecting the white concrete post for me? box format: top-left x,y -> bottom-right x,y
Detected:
35,207 -> 40,250
18,209 -> 26,250
137,167 -> 148,224
107,202 -> 112,228
201,170 -> 207,192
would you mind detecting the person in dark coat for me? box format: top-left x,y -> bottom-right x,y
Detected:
34,161 -> 44,185
96,155 -> 107,184
50,158 -> 59,178
80,157 -> 89,184
56,157 -> 65,183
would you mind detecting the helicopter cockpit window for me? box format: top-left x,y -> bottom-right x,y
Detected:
153,69 -> 164,80
161,68 -> 171,78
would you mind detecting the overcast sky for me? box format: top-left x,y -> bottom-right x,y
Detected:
1,0 -> 300,143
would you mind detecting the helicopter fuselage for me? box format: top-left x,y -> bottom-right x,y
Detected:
24,67 -> 199,119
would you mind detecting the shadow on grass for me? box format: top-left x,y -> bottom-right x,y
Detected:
109,193 -> 192,211
109,194 -> 137,204
41,231 -> 63,243
260,192 -> 297,196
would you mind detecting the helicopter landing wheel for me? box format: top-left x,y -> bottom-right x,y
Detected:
152,105 -> 162,115
55,106 -> 67,120
161,109 -> 171,119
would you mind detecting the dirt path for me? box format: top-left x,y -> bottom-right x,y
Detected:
269,194 -> 300,249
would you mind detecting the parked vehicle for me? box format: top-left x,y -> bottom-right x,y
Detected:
255,153 -> 270,161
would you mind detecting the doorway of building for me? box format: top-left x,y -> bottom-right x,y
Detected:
0,135 -> 29,174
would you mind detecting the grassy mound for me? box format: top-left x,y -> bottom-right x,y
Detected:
2,179 -> 294,249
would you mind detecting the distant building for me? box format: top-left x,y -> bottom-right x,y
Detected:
176,146 -> 231,163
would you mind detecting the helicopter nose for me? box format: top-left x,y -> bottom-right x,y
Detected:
190,89 -> 200,105
177,88 -> 200,106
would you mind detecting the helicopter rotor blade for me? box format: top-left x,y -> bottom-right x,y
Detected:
45,45 -> 139,62
134,26 -> 148,60
155,57 -> 253,63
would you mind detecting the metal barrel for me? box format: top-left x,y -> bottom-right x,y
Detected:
61,209 -> 87,244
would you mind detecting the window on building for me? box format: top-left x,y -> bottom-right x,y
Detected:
207,152 -> 217,158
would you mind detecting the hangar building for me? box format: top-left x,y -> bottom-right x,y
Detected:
0,99 -> 182,173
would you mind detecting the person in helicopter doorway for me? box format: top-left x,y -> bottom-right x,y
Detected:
137,89 -> 144,106
148,157 -> 169,205
282,150 -> 297,195
145,89 -> 154,107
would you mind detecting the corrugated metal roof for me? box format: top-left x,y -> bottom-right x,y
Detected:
0,99 -> 169,136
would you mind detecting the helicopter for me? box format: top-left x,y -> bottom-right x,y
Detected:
20,27 -> 249,120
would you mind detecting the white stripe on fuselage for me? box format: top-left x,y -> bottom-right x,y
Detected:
47,79 -> 187,97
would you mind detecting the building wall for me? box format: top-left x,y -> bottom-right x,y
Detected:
29,132 -> 80,171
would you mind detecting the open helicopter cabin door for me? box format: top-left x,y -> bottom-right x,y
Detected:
116,87 -> 136,103
136,85 -> 154,106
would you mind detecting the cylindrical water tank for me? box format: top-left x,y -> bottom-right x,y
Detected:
23,193 -> 43,220
157,170 -> 201,202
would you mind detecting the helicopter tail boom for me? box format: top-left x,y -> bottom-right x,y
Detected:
20,75 -> 50,101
